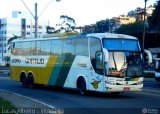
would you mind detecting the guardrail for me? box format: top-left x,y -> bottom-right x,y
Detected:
0,68 -> 10,76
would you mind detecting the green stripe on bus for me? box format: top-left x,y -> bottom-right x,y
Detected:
55,55 -> 75,87
48,56 -> 66,85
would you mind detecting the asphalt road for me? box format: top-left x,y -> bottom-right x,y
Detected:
0,74 -> 160,114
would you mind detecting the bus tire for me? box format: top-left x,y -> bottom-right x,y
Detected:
77,77 -> 86,95
110,92 -> 120,96
20,73 -> 28,88
27,73 -> 34,89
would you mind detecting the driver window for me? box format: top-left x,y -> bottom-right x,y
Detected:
90,38 -> 103,74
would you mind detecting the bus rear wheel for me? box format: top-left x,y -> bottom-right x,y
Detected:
21,73 -> 28,88
77,77 -> 86,95
27,74 -> 34,89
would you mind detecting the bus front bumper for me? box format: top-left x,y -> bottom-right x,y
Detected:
105,84 -> 143,92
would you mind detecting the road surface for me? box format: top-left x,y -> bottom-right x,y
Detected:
0,74 -> 159,114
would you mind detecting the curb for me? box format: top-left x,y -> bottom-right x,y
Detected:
0,89 -> 55,109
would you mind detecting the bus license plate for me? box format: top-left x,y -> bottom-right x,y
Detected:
123,87 -> 130,91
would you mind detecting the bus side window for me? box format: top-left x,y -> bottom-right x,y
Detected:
36,40 -> 51,55
15,42 -> 22,55
62,39 -> 76,55
41,40 -> 51,55
22,42 -> 32,55
76,38 -> 88,56
51,40 -> 62,55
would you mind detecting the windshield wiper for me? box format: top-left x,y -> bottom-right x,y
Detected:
112,52 -> 117,70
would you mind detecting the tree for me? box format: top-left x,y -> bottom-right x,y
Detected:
82,24 -> 96,33
148,0 -> 160,32
95,20 -> 108,33
59,15 -> 76,32
115,22 -> 144,46
46,26 -> 55,34
82,19 -> 111,33
8,35 -> 21,50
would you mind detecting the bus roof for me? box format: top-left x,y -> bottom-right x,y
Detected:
65,33 -> 138,40
12,32 -> 138,42
86,33 -> 138,40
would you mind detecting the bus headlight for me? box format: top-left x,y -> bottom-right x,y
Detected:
105,81 -> 116,85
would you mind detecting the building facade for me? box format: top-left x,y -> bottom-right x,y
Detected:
128,6 -> 155,22
109,16 -> 136,31
0,18 -> 21,64
0,11 -> 46,64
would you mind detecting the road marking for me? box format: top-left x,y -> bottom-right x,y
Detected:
0,89 -> 55,108
137,88 -> 160,97
143,88 -> 160,94
0,77 -> 10,80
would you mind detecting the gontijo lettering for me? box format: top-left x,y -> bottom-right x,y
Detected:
25,58 -> 44,64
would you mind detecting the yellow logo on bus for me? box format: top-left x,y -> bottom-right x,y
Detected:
91,80 -> 101,89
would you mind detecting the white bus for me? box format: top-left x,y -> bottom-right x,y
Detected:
10,33 -> 151,95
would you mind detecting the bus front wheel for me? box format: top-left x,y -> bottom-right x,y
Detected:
77,77 -> 86,95
110,92 -> 120,96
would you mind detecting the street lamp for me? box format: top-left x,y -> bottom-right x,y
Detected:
142,0 -> 148,71
21,0 -> 61,38
142,0 -> 147,51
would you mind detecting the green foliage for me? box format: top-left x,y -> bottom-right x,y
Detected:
115,22 -> 144,45
0,98 -> 15,108
8,35 -> 21,44
0,98 -> 16,114
46,26 -> 55,34
83,19 -> 111,33
7,35 -> 21,51
60,15 -> 76,32
148,0 -> 160,32
3,56 -> 10,62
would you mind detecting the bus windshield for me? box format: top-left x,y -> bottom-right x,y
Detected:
103,39 -> 143,77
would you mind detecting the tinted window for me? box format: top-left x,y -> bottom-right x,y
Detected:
90,38 -> 102,74
76,38 -> 88,56
51,40 -> 62,55
14,42 -> 22,55
41,40 -> 51,55
103,39 -> 139,51
90,38 -> 102,59
36,40 -> 51,55
62,39 -> 76,55
22,42 -> 36,55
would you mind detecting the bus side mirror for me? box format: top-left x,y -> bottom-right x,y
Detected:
95,51 -> 103,70
144,49 -> 152,64
96,51 -> 103,61
103,48 -> 109,62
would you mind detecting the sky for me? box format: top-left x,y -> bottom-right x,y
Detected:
0,0 -> 157,26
